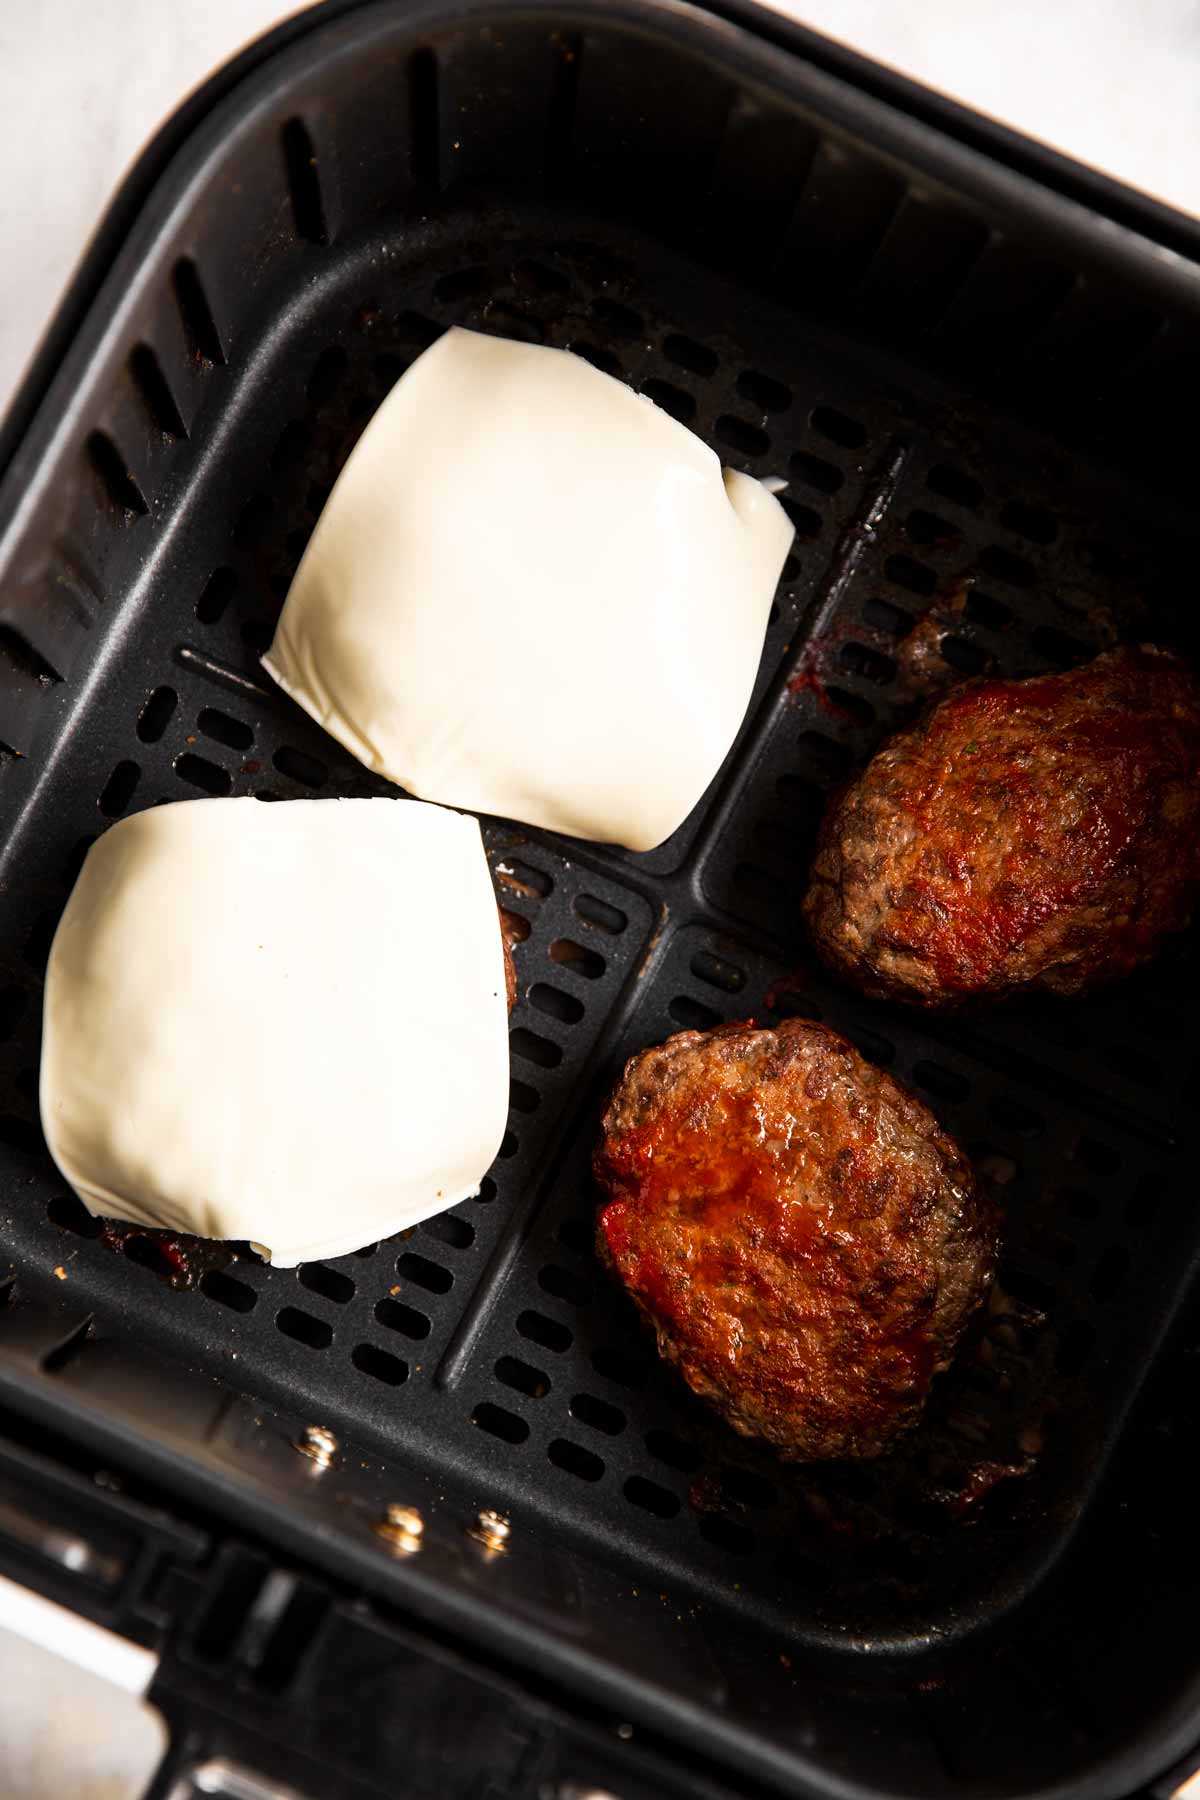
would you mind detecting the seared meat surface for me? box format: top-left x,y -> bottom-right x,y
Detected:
594,1019 -> 997,1461
804,645 -> 1200,1006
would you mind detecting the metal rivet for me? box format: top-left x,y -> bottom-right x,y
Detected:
374,1503 -> 424,1555
467,1507 -> 511,1553
293,1424 -> 338,1469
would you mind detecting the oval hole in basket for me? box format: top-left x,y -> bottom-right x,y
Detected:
823,685 -> 875,728
548,1437 -> 604,1482
625,1476 -> 681,1519
436,265 -> 490,302
512,257 -> 570,295
1073,1136 -> 1122,1176
905,508 -> 958,549
645,1428 -> 702,1473
276,1307 -> 332,1349
473,1401 -> 528,1444
530,983 -> 584,1024
570,1393 -> 626,1436
570,341 -> 622,378
790,450 -> 843,495
990,1095 -> 1044,1137
518,1310 -> 573,1354
422,1213 -> 474,1250
495,859 -> 552,900
499,907 -> 532,948
201,1269 -> 257,1313
721,1467 -> 778,1509
549,940 -> 604,980
847,1025 -> 894,1067
590,296 -> 643,337
175,753 -> 231,796
668,995 -> 721,1031
662,333 -> 717,377
839,641 -> 896,685
1000,499 -> 1058,545
862,596 -> 913,637
884,553 -> 937,599
640,377 -> 695,424
939,634 -> 988,676
811,404 -> 866,449
137,686 -> 178,744
99,760 -> 141,817
927,463 -> 983,509
298,1263 -> 354,1304
271,418 -> 312,478
281,119 -> 329,246
590,1345 -> 648,1388
979,544 -> 1035,589
375,1297 -> 431,1340
797,730 -> 853,780
122,1235 -> 178,1280
1055,1319 -> 1096,1376
965,590 -> 1012,631
689,951 -> 745,994
509,1077 -> 541,1114
397,1252 -> 451,1294
496,1355 -> 550,1399
199,707 -> 254,752
352,1343 -> 407,1385
306,346 -> 348,407
781,496 -> 821,538
510,1027 -> 562,1070
1091,1245 -> 1132,1302
737,369 -> 791,413
556,1215 -> 591,1257
196,567 -> 236,623
574,894 -> 625,934
1031,625 -> 1095,668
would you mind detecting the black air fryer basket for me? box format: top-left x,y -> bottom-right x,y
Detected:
3,4 -> 1200,1796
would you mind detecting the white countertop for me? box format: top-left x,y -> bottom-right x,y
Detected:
1,0 -> 1198,430
0,2 -> 1196,1794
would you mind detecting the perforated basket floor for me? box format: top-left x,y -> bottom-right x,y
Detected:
2,0 -> 1199,1679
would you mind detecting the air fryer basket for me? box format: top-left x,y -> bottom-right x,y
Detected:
2,3 -> 1200,1796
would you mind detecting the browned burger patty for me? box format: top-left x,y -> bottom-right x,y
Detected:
594,1019 -> 997,1461
804,644 -> 1200,1007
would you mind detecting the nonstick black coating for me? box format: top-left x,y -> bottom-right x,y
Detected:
1,4 -> 1199,1795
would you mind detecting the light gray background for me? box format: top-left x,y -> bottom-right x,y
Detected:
1,0 -> 1198,423
1,1 -> 1197,1794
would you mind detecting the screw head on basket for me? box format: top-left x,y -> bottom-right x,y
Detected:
373,1502 -> 424,1554
467,1507 -> 511,1553
293,1424 -> 338,1470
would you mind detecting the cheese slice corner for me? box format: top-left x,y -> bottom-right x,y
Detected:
39,795 -> 510,1266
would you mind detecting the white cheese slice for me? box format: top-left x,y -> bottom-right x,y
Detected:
39,796 -> 509,1266
263,327 -> 793,852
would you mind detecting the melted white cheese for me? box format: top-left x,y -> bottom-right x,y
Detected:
263,327 -> 793,852
39,797 -> 509,1266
